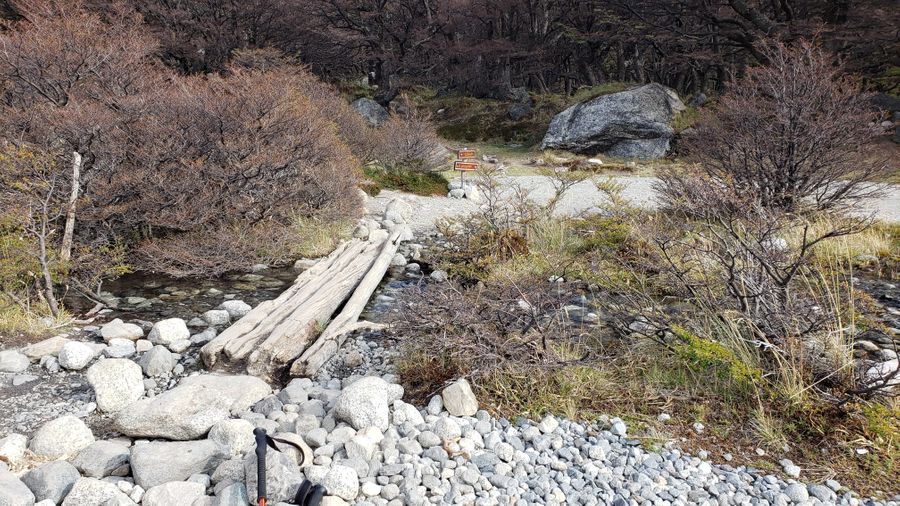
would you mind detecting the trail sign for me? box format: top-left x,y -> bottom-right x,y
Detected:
457,148 -> 476,159
454,160 -> 478,172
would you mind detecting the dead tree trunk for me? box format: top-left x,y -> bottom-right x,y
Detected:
59,151 -> 81,264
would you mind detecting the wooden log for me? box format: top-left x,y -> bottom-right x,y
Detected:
289,230 -> 402,377
245,242 -> 383,379
200,239 -> 368,369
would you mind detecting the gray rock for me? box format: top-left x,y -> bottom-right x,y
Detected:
60,478 -> 132,506
383,199 -> 412,225
441,379 -> 478,417
73,441 -> 131,478
318,465 -> 359,501
114,383 -> 232,440
57,342 -> 95,371
86,358 -> 144,413
0,470 -> 34,506
218,300 -> 252,319
201,310 -> 230,326
334,377 -> 403,431
784,483 -> 809,502
429,270 -> 448,283
100,319 -> 144,342
208,419 -> 255,457
351,98 -> 389,127
29,415 -> 94,459
243,445 -> 304,503
507,102 -> 532,121
190,328 -> 217,345
178,374 -> 271,412
22,461 -> 79,504
130,440 -> 224,489
215,482 -> 249,506
142,481 -> 205,506
138,346 -> 176,376
21,336 -> 70,360
540,83 -> 685,159
147,318 -> 189,346
11,374 -> 37,386
104,339 -> 136,358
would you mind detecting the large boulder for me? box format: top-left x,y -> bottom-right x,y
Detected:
115,374 -> 270,439
114,384 -> 232,440
351,97 -> 389,127
208,419 -> 255,458
130,440 -> 224,489
86,358 -> 144,413
0,470 -> 35,506
178,374 -> 272,412
21,461 -> 80,504
540,83 -> 685,159
333,376 -> 403,431
28,415 -> 94,459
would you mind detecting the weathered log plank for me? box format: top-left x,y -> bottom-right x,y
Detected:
290,230 -> 403,377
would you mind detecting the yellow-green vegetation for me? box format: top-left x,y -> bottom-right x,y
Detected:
290,217 -> 354,259
362,164 -> 448,196
0,300 -> 71,346
672,106 -> 702,132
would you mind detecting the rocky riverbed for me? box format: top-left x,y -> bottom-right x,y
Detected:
1,197 -> 899,506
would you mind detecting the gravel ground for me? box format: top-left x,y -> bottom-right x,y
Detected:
365,176 -> 900,233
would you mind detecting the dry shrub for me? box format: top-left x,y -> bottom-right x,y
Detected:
373,96 -> 448,172
391,276 -> 596,382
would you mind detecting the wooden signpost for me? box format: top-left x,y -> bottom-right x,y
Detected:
454,147 -> 478,188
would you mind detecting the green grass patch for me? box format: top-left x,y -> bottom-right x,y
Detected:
362,165 -> 448,196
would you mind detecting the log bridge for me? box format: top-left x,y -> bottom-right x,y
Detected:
200,229 -> 403,381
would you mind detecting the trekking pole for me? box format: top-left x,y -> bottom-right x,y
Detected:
254,428 -> 268,506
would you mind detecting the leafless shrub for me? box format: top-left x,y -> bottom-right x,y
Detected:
661,39 -> 888,217
390,276 -> 596,378
373,96 -> 447,172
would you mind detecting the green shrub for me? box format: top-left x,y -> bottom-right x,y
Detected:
362,165 -> 448,196
672,325 -> 762,389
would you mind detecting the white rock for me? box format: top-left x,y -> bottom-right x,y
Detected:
178,374 -> 272,412
538,415 -> 559,434
201,310 -> 230,326
57,341 -> 95,370
104,338 -> 136,358
61,477 -> 133,505
21,460 -> 80,504
384,199 -> 412,224
114,384 -> 231,440
72,440 -> 131,478
0,434 -> 27,464
208,419 -> 255,457
610,420 -> 627,437
130,440 -> 224,489
147,318 -> 189,346
319,465 -> 359,501
345,435 -> 377,461
392,400 -> 425,426
441,379 -> 478,417
138,345 -> 175,376
29,415 -> 95,459
218,300 -> 252,319
333,377 -> 403,431
100,319 -> 144,342
432,417 -> 461,441
360,481 -> 381,497
142,481 -> 205,506
86,358 -> 144,413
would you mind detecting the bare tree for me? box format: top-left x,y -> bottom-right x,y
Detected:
660,40 -> 889,217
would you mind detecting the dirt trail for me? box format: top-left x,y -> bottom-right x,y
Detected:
366,175 -> 900,232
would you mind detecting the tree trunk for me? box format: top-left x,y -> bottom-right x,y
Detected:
59,151 -> 82,264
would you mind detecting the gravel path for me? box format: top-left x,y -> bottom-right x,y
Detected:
366,176 -> 900,233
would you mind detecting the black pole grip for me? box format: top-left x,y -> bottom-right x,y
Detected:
253,428 -> 267,502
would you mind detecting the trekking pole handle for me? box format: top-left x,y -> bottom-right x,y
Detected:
254,428 -> 267,505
